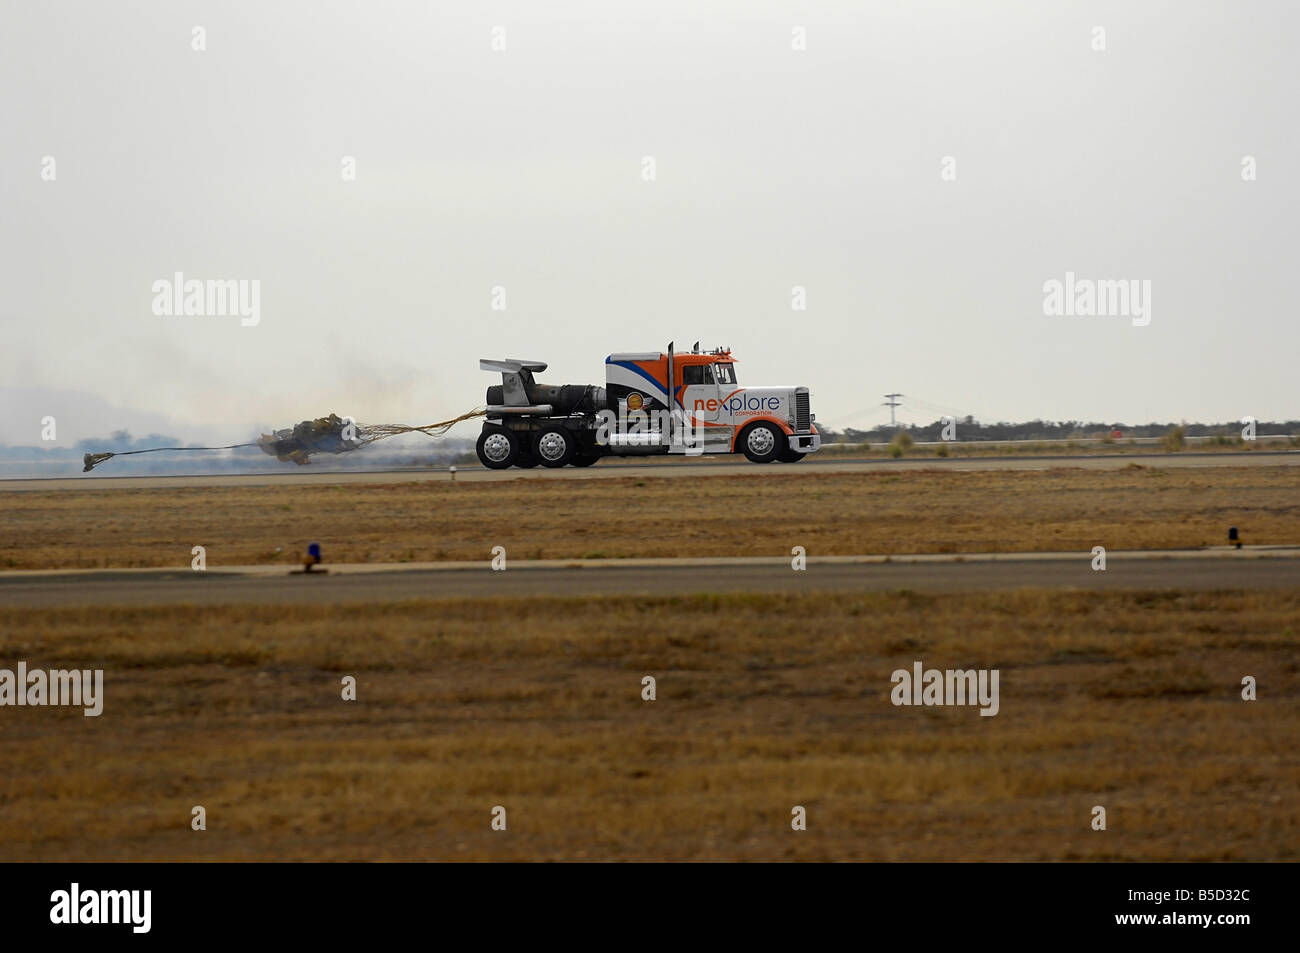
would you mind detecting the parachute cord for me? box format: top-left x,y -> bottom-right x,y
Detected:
83,443 -> 259,472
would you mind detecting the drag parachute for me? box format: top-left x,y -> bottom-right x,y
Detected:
82,409 -> 484,471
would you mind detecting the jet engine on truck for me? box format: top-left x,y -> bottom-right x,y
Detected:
475,343 -> 820,469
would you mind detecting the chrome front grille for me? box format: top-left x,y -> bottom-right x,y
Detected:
794,390 -> 810,431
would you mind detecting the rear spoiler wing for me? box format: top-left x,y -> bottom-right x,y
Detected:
479,359 -> 548,374
480,358 -> 549,407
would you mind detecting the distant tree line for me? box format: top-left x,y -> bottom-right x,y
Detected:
821,418 -> 1300,443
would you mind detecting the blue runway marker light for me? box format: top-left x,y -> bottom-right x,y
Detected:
1228,527 -> 1241,549
305,542 -> 323,571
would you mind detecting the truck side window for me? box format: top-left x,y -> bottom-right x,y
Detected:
683,366 -> 703,385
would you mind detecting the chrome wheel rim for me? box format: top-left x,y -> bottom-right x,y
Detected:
482,433 -> 512,462
538,432 -> 568,461
747,427 -> 775,455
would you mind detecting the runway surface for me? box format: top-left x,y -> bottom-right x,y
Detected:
3,451 -> 1297,492
2,552 -> 1296,607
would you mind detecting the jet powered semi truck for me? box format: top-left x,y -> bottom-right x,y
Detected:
475,343 -> 821,469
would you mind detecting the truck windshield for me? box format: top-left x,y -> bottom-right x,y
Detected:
714,363 -> 736,385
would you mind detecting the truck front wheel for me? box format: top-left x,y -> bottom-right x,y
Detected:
533,427 -> 576,468
777,446 -> 806,463
741,422 -> 782,464
476,426 -> 519,469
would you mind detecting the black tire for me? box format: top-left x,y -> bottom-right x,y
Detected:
777,446 -> 806,463
515,451 -> 540,469
533,427 -> 576,468
741,422 -> 783,464
476,426 -> 519,469
570,454 -> 600,467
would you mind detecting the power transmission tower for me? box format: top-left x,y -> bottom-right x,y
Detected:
883,393 -> 904,428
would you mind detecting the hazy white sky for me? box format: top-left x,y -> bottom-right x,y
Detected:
2,0 -> 1297,446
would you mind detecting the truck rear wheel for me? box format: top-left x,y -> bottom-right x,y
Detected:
741,422 -> 782,464
533,427 -> 575,468
570,454 -> 599,467
515,451 -> 540,468
476,426 -> 519,470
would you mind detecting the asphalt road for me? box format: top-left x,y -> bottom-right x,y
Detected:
2,555 -> 1296,607
3,450 -> 1297,492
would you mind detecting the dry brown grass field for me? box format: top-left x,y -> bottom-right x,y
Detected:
4,465 -> 1299,569
1,590 -> 1296,861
